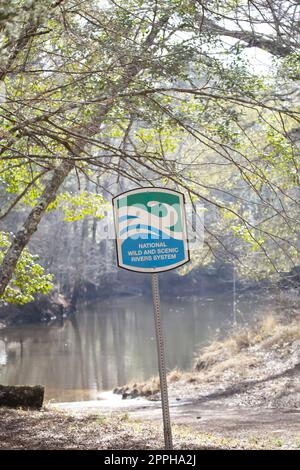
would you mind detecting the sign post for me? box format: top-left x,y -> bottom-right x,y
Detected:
151,272 -> 173,449
113,187 -> 189,450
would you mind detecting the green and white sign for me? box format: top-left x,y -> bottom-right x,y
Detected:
113,187 -> 189,273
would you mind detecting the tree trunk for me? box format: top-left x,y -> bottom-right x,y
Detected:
0,160 -> 73,297
0,16 -> 169,300
0,384 -> 44,409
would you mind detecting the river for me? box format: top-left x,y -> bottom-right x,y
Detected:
0,291 -> 274,402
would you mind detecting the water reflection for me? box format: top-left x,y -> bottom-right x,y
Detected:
0,293 -> 271,401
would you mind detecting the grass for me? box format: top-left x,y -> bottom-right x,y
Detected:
114,376 -> 160,398
194,313 -> 300,373
168,369 -> 183,383
95,414 -> 107,425
115,312 -> 300,398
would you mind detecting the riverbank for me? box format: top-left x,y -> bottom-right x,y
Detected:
1,404 -> 300,449
0,293 -> 70,328
1,310 -> 300,449
114,312 -> 300,408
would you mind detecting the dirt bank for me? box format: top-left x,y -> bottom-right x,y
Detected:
1,405 -> 300,450
0,293 -> 70,328
115,312 -> 300,409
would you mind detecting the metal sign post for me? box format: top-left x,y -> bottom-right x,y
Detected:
113,187 -> 190,450
151,272 -> 173,450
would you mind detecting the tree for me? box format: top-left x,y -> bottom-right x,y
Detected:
1,0 -> 300,301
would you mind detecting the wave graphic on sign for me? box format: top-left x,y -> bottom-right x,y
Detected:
118,201 -> 182,240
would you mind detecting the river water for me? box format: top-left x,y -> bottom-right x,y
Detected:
0,292 -> 273,402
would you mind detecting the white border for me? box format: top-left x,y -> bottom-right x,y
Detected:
112,187 -> 190,273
